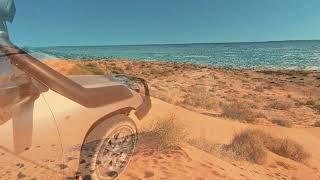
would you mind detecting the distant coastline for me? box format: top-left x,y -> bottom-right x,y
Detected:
25,39 -> 320,48
25,40 -> 320,70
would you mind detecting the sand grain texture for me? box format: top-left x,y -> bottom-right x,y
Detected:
42,59 -> 320,180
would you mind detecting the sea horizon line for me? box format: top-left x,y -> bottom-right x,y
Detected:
24,39 -> 320,49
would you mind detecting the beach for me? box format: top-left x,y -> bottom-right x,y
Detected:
43,58 -> 320,179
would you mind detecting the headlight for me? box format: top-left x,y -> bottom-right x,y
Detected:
106,74 -> 149,96
106,74 -> 139,91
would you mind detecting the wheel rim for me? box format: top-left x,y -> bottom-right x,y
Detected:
95,126 -> 136,179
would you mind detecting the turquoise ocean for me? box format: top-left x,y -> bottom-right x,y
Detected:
26,40 -> 320,70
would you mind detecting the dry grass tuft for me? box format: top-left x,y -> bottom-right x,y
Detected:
187,137 -> 219,154
314,121 -> 320,127
305,100 -> 320,114
68,64 -> 92,75
139,114 -> 186,151
149,67 -> 174,77
227,129 -> 310,164
290,176 -> 300,180
227,129 -> 267,164
313,101 -> 320,114
266,100 -> 294,110
272,119 -> 293,127
267,138 -> 310,162
221,102 -> 256,123
181,86 -> 218,110
68,63 -> 104,75
124,64 -> 133,71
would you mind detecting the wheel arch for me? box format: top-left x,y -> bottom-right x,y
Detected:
81,107 -> 134,149
76,107 -> 137,179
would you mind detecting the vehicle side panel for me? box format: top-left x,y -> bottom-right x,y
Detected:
42,89 -> 143,177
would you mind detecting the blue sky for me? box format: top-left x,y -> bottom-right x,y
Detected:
7,0 -> 320,47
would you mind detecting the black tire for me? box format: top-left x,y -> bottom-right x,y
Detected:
79,114 -> 137,180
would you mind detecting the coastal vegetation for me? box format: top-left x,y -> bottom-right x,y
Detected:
187,129 -> 309,164
44,59 -> 320,129
315,121 -> 320,127
42,59 -> 319,179
68,63 -> 104,75
312,101 -> 320,114
221,102 -> 257,123
271,119 -> 293,127
226,129 -> 310,164
139,114 -> 186,151
180,85 -> 218,110
266,100 -> 294,111
138,115 -> 310,165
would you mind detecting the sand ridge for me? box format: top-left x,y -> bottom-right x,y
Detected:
122,98 -> 320,180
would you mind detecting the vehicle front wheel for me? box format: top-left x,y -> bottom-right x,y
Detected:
79,114 -> 137,180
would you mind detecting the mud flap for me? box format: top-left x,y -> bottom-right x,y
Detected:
12,96 -> 36,154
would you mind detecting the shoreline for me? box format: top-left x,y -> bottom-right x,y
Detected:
42,57 -> 320,72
